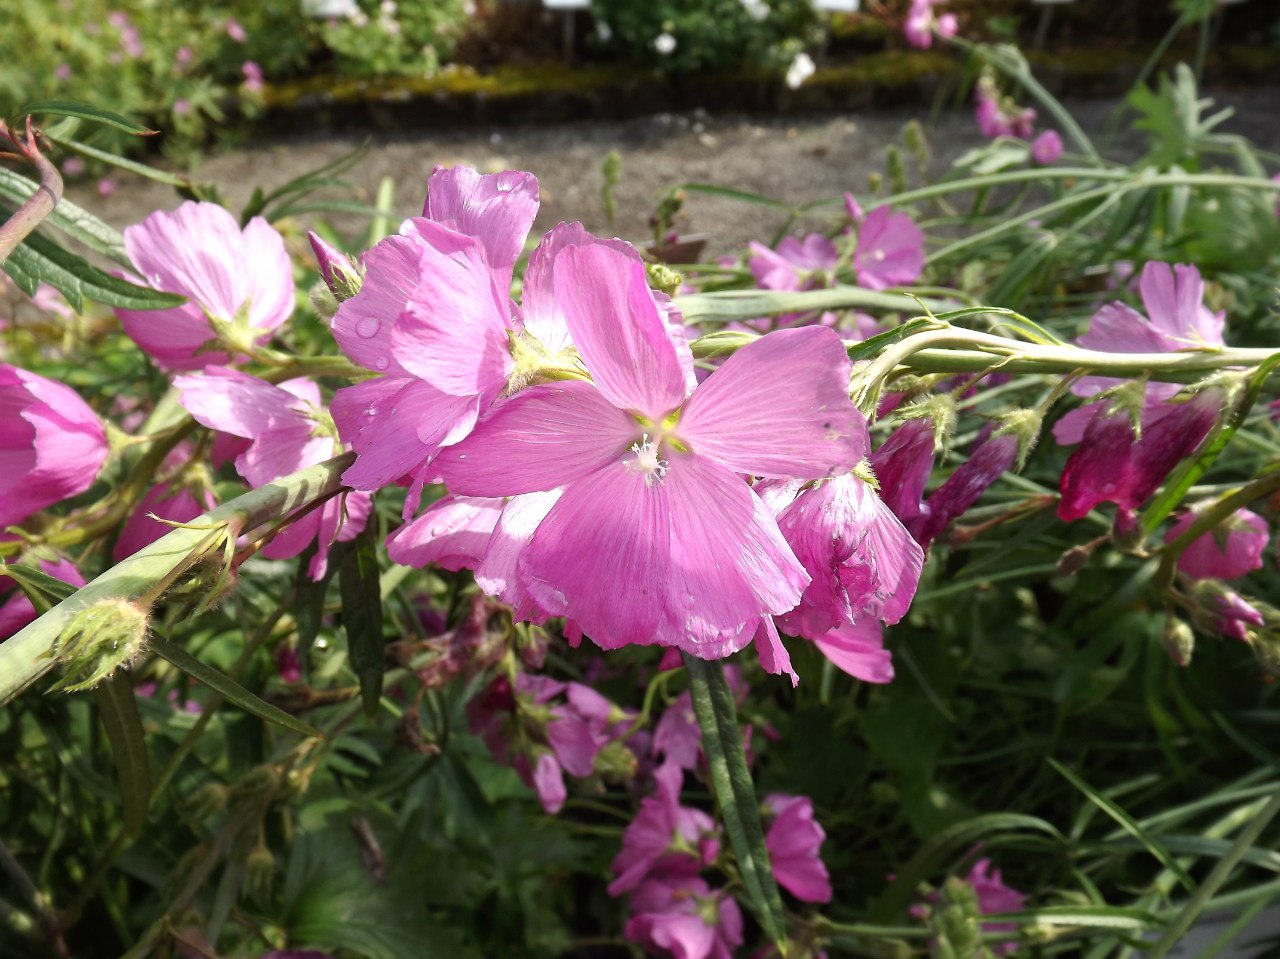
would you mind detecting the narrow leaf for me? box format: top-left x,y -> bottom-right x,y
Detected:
340,524 -> 385,717
92,674 -> 152,836
846,316 -> 939,363
0,563 -> 78,615
21,99 -> 156,135
684,654 -> 788,947
1050,759 -> 1195,892
43,132 -> 199,190
1,223 -> 185,312
985,905 -> 1161,930
677,287 -> 944,324
0,168 -> 129,266
678,181 -> 793,210
149,637 -> 323,738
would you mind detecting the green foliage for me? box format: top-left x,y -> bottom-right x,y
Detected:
590,0 -> 821,75
317,0 -> 472,79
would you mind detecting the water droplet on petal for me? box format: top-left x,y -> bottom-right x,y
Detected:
373,357 -> 389,371
356,317 -> 380,337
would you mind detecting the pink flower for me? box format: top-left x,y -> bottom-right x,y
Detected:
62,156 -> 84,177
904,0 -> 955,48
747,234 -> 839,293
813,620 -> 895,683
1166,507 -> 1268,581
610,761 -> 719,895
97,177 -> 117,197
242,60 -> 264,93
966,859 -> 1026,956
764,794 -> 832,903
113,480 -> 217,561
1030,129 -> 1063,165
327,166 -> 539,494
175,46 -> 194,67
55,62 -> 72,81
974,84 -> 1036,140
0,555 -> 84,639
174,368 -> 371,579
435,241 -> 867,670
173,99 -> 190,116
225,17 -> 247,42
386,494 -> 504,572
624,876 -> 744,959
1206,587 -> 1264,641
117,202 -> 294,370
118,23 -> 143,59
769,472 -> 924,642
275,645 -> 302,684
854,206 -> 924,291
0,365 -> 109,528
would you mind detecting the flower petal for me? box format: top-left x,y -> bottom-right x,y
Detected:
435,380 -> 636,497
386,494 -> 504,571
552,242 -> 687,417
424,166 -> 539,290
679,326 -> 867,478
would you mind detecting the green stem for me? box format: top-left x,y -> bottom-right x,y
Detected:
683,653 -> 788,949
1146,790 -> 1280,959
0,454 -> 353,707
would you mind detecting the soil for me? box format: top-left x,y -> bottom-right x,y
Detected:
68,83 -> 1280,261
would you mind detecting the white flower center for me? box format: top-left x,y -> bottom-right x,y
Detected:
627,434 -> 669,486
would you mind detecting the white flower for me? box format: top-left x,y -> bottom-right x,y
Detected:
596,19 -> 612,42
785,52 -> 815,89
740,0 -> 770,21
653,32 -> 677,55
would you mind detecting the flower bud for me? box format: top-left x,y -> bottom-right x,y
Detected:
245,842 -> 275,902
308,231 -> 364,303
1161,616 -> 1195,667
178,781 -> 229,826
51,598 -> 149,692
645,262 -> 683,297
885,145 -> 909,195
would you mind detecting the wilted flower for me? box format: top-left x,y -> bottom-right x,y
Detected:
0,365 -> 109,528
117,202 -> 294,369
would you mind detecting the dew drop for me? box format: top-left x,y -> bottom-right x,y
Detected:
356,316 -> 381,338
373,357 -> 389,371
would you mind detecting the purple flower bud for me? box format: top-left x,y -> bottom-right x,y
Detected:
911,432 -> 1019,547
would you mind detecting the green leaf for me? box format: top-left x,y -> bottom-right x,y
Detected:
91,674 -> 152,837
0,222 -> 186,312
846,316 -> 939,363
0,168 -> 129,266
20,99 -> 157,135
149,637 -> 322,738
985,905 -> 1161,930
0,563 -> 78,615
678,182 -> 793,210
340,523 -> 385,717
42,132 -> 201,191
683,654 -> 787,947
677,287 -> 943,324
1050,759 -> 1195,893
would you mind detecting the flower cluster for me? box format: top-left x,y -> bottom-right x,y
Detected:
974,73 -> 1063,165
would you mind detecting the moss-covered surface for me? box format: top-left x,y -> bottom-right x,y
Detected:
257,44 -> 1280,135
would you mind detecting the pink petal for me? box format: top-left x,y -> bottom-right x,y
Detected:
914,433 -> 1018,546
869,418 -> 934,523
424,165 -> 539,290
813,620 -> 894,683
476,490 -> 562,621
531,752 -> 567,815
1078,301 -> 1174,355
1139,261 -> 1223,347
331,376 -> 479,491
386,494 -> 504,571
1168,506 -> 1269,580
547,713 -> 600,777
387,219 -> 514,396
330,234 -> 418,375
174,367 -> 311,439
552,243 -> 688,417
678,326 -> 868,478
753,617 -> 798,686
855,206 -> 924,291
113,482 -> 215,561
434,380 -> 637,497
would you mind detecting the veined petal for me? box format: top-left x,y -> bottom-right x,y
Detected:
435,380 -> 636,497
174,367 -> 311,439
424,166 -> 539,290
812,620 -> 894,684
753,617 -> 798,686
389,219 -> 514,396
331,234 -> 420,375
678,326 -> 867,478
552,243 -> 687,417
524,222 -> 636,354
479,489 -> 562,621
1077,301 -> 1172,355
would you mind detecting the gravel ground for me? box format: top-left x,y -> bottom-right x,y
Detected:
70,84 -> 1280,260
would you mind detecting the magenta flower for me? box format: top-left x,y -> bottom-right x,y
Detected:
174,368 -> 371,579
966,859 -> 1026,956
386,494 -> 504,572
1166,507 -> 1268,581
1030,129 -> 1063,165
764,794 -> 832,903
769,473 -> 924,642
225,16 -> 247,41
435,240 -> 866,667
118,202 -> 294,370
113,480 -> 217,561
1205,587 -> 1265,641
241,60 -> 264,94
854,206 -> 924,291
813,620 -> 895,683
1058,389 -> 1221,523
0,554 -> 84,639
869,419 -> 935,525
610,761 -> 719,895
975,83 -> 1036,140
911,432 -> 1019,547
0,365 -> 109,528
624,875 -> 744,959
904,0 -> 955,48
